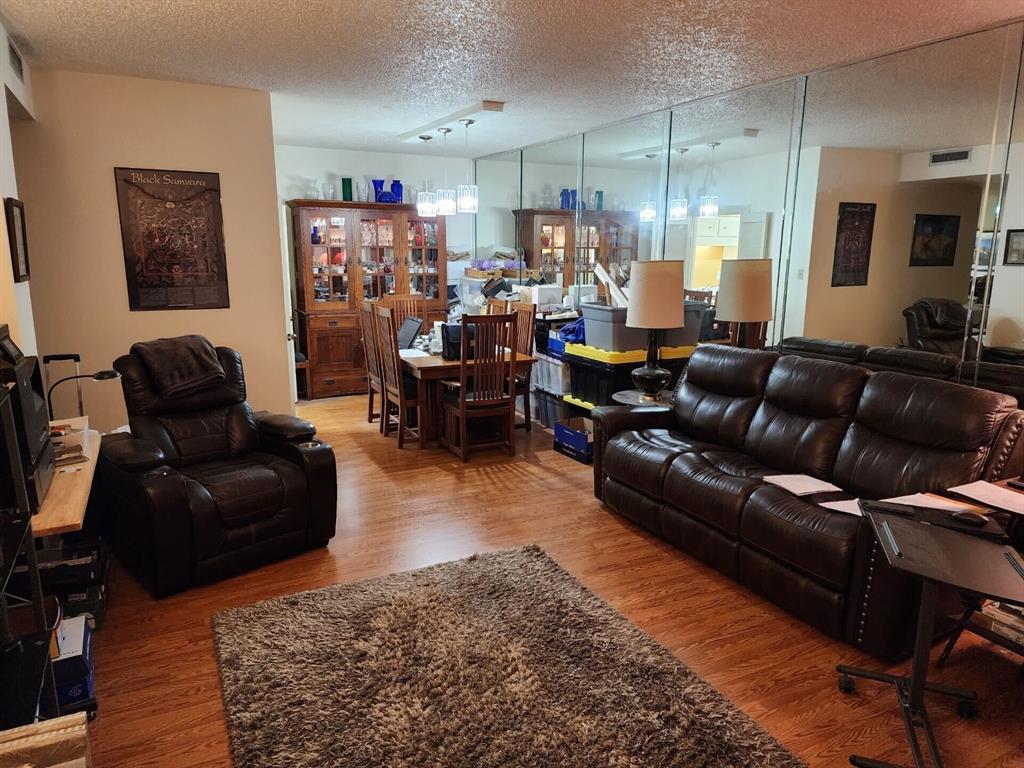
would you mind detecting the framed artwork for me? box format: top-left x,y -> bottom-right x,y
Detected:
1003,229 -> 1024,265
3,198 -> 29,282
909,214 -> 959,267
114,167 -> 230,311
831,202 -> 876,287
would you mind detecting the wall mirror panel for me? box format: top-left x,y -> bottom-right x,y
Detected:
779,24 -> 1023,366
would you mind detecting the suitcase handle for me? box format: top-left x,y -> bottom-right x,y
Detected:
43,353 -> 81,364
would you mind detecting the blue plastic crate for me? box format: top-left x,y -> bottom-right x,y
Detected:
554,417 -> 593,463
547,336 -> 565,360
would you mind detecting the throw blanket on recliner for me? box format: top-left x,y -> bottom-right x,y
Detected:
131,334 -> 225,398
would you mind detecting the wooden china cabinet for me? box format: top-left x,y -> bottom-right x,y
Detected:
513,209 -> 639,294
287,200 -> 447,399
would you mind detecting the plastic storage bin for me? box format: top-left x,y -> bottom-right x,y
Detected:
580,301 -> 707,351
532,354 -> 570,396
534,388 -> 574,429
564,345 -> 691,407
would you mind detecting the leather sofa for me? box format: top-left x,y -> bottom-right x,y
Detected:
93,345 -> 337,597
777,337 -> 1024,406
903,297 -> 978,356
592,345 -> 1024,661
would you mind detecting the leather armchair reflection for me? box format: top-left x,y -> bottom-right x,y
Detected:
94,345 -> 337,597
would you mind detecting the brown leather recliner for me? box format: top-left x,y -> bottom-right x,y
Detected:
94,344 -> 337,597
592,345 -> 1024,661
903,297 -> 976,356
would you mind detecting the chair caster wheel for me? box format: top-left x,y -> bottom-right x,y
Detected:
957,700 -> 978,719
838,674 -> 855,694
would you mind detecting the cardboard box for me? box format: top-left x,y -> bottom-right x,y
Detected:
554,417 -> 594,464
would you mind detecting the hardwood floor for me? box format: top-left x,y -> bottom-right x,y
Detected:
89,395 -> 1024,767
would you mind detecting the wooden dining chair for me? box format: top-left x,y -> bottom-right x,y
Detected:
511,301 -> 536,432
374,304 -> 419,448
439,313 -> 517,461
381,293 -> 424,327
358,301 -> 384,430
684,289 -> 714,304
486,297 -> 509,315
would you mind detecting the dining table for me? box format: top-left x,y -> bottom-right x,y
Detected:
399,349 -> 537,448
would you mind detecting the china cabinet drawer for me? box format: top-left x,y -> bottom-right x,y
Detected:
311,370 -> 367,397
308,315 -> 357,331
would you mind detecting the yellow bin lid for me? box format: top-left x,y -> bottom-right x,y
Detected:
563,343 -> 696,364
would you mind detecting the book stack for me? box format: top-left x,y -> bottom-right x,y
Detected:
975,602 -> 1024,647
50,417 -> 91,468
53,616 -> 95,716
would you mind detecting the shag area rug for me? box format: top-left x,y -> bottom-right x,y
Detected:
213,546 -> 804,768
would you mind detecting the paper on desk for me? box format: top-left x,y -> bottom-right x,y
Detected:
881,493 -> 976,512
819,499 -> 862,516
398,349 -> 430,359
763,474 -> 843,496
948,480 -> 1024,515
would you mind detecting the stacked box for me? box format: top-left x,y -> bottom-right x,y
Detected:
563,344 -> 692,407
553,418 -> 593,464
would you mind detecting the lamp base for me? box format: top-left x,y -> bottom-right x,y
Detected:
632,328 -> 671,398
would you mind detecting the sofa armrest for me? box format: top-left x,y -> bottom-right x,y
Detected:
100,434 -> 167,473
591,405 -> 675,501
257,438 -> 337,548
255,412 -> 317,443
982,346 -> 1024,366
984,410 -> 1024,480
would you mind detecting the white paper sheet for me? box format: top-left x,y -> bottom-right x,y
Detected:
947,481 -> 1024,515
819,499 -> 862,516
398,349 -> 430,359
881,493 -> 977,512
763,474 -> 843,496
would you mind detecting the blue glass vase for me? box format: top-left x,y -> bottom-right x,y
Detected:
391,179 -> 403,203
371,179 -> 386,202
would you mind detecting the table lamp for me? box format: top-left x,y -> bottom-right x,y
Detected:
625,260 -> 684,401
47,369 -> 121,420
715,258 -> 773,349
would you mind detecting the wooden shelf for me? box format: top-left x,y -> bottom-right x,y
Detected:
33,430 -> 100,538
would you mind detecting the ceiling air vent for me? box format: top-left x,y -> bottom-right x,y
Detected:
929,148 -> 971,165
7,42 -> 24,82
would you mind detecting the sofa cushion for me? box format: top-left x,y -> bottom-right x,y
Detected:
627,428 -> 729,455
603,431 -> 686,499
743,356 -> 868,478
663,453 -> 764,536
672,345 -> 778,449
859,347 -> 958,378
777,336 -> 868,364
832,372 -> 1019,498
741,485 -> 860,590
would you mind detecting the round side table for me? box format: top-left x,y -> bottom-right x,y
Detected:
611,389 -> 673,408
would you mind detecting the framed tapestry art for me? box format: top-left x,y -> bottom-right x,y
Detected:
1004,229 -> 1024,265
114,168 -> 230,310
831,202 -> 876,287
3,198 -> 29,282
909,214 -> 959,267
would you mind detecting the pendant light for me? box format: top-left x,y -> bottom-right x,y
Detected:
436,127 -> 457,216
699,142 -> 720,218
639,201 -> 657,223
457,119 -> 479,214
415,135 -> 437,217
669,148 -> 689,221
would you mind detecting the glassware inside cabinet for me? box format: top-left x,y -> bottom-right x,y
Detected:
539,223 -> 566,287
361,217 -> 396,299
407,220 -> 440,298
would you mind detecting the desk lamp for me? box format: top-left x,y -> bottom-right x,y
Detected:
625,260 -> 684,401
47,368 -> 121,420
715,259 -> 773,349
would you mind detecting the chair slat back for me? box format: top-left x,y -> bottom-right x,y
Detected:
461,313 -> 515,406
359,301 -> 382,386
512,302 -> 536,356
382,293 -> 423,327
374,304 -> 403,397
685,289 -> 714,304
487,297 -> 509,316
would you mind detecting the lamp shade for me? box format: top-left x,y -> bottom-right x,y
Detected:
625,260 -> 685,329
715,259 -> 774,322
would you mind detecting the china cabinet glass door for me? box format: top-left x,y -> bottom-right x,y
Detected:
359,216 -> 396,299
576,223 -> 600,286
307,211 -> 353,307
406,218 -> 440,299
539,221 -> 567,287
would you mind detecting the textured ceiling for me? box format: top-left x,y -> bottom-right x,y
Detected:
2,0 -> 1023,158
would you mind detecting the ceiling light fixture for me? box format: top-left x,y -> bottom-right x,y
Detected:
699,142 -> 721,218
436,128 -> 457,217
415,136 -> 436,217
639,201 -> 657,223
669,148 -> 688,222
617,128 -> 758,160
398,100 -> 506,144
457,119 -> 479,214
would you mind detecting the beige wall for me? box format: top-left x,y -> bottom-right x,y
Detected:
803,148 -> 979,347
12,70 -> 291,430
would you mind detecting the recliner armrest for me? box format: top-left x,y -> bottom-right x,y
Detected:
101,434 -> 167,472
982,346 -> 1024,366
591,405 -> 675,501
255,412 -> 317,442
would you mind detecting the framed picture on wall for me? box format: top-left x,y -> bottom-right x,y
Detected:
831,202 -> 876,287
1004,229 -> 1024,265
909,213 -> 959,266
3,198 -> 30,282
113,167 -> 230,311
